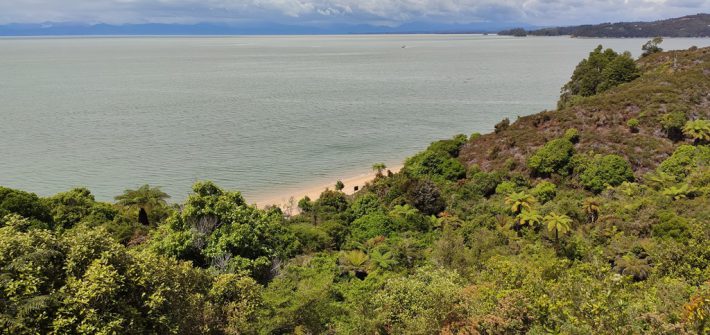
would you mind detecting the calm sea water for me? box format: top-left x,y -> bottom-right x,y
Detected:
1,35 -> 708,202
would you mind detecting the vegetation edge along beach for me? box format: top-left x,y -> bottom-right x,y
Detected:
1,42 -> 709,334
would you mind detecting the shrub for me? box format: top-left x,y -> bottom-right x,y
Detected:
659,112 -> 687,141
657,145 -> 710,182
404,149 -> 465,181
495,181 -> 518,195
495,118 -> 510,133
527,138 -> 575,176
290,224 -> 332,253
682,119 -> 710,144
579,154 -> 634,193
531,181 -> 557,204
564,128 -> 580,143
0,187 -> 52,228
641,37 -> 663,57
626,118 -> 639,133
559,45 -> 640,106
407,179 -> 446,216
316,189 -> 349,214
598,52 -> 640,92
464,169 -> 503,197
349,193 -> 383,220
652,211 -> 691,241
349,212 -> 394,242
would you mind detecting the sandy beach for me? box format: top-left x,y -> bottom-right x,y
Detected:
253,165 -> 402,211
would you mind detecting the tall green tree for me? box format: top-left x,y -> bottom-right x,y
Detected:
544,212 -> 572,244
114,184 -> 170,225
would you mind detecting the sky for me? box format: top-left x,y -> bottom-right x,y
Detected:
0,0 -> 708,28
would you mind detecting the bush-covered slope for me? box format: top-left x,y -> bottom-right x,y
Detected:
460,46 -> 710,176
1,46 -> 709,334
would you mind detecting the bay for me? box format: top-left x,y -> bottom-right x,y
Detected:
1,35 -> 707,201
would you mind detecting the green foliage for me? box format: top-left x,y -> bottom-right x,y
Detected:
2,46 -> 709,335
114,184 -> 170,225
527,138 -> 575,176
151,181 -> 296,281
495,180 -> 518,195
335,180 -> 345,191
642,36 -> 663,57
579,154 -> 634,193
559,45 -> 640,107
598,52 -> 640,92
627,118 -> 640,132
404,137 -> 466,182
358,268 -> 463,334
563,128 -> 580,143
505,191 -> 536,215
531,181 -> 557,204
315,189 -> 348,214
297,196 -> 314,213
660,111 -> 688,141
0,187 -> 52,229
349,212 -> 394,242
349,193 -> 382,219
544,212 -> 572,242
657,145 -> 710,182
45,188 -> 107,230
464,167 -> 502,197
683,119 -> 710,144
652,211 -> 691,241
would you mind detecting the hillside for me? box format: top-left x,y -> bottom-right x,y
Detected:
1,46 -> 709,334
500,13 -> 710,37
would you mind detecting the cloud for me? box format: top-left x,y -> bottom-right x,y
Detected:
0,0 -> 707,26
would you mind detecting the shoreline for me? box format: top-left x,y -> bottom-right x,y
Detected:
252,164 -> 403,211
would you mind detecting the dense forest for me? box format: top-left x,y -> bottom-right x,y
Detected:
1,44 -> 709,334
499,14 -> 710,38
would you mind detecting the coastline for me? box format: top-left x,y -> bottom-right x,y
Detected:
252,164 -> 403,210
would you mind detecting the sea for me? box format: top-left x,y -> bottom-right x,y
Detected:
1,35 -> 708,202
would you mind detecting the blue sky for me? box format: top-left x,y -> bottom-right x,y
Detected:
0,0 -> 708,27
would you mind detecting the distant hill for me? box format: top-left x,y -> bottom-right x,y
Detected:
0,21 -> 534,36
500,13 -> 710,37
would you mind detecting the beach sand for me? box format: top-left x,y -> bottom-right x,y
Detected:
253,165 -> 402,211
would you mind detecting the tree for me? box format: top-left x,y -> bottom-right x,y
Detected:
527,138 -> 575,176
0,187 -> 52,229
660,111 -> 688,141
641,36 -> 663,57
372,163 -> 387,177
114,184 -> 170,225
559,45 -> 639,107
682,119 -> 710,144
335,180 -> 345,191
579,154 -> 634,193
582,198 -> 601,223
517,209 -> 542,228
598,52 -> 640,92
531,181 -> 557,204
544,212 -> 572,244
339,250 -> 370,279
504,192 -> 536,215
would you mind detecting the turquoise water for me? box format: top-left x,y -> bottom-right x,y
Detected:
1,35 -> 708,202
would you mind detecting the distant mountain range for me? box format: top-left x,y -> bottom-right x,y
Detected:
500,14 -> 710,38
0,21 -> 535,36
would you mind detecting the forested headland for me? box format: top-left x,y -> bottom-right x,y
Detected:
499,13 -> 710,38
1,43 -> 709,334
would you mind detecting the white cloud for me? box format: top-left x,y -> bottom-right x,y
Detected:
0,0 -> 706,25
